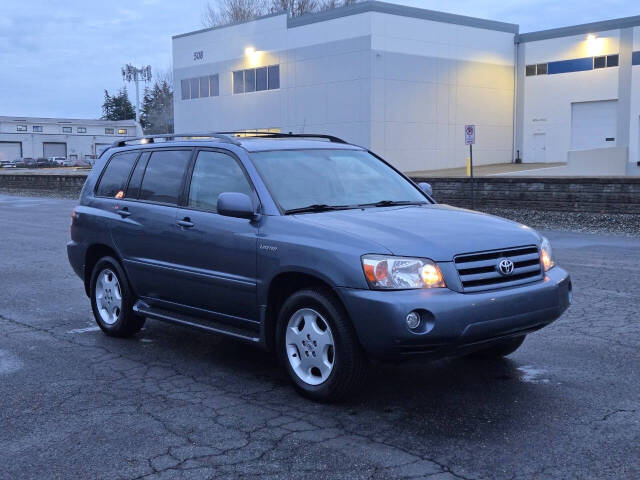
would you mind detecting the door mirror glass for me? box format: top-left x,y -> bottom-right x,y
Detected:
217,192 -> 255,219
418,182 -> 433,197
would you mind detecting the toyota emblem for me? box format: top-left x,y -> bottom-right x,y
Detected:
497,258 -> 514,276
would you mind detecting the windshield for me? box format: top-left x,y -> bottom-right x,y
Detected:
250,149 -> 428,212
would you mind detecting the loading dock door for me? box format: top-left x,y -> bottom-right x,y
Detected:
0,142 -> 22,162
571,100 -> 617,150
43,142 -> 67,158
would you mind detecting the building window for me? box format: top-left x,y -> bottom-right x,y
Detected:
209,74 -> 219,96
190,78 -> 200,99
245,68 -> 256,93
16,125 -> 27,132
256,67 -> 267,91
268,65 -> 280,89
62,126 -> 72,133
233,65 -> 279,94
105,128 -> 114,135
536,63 -> 547,75
33,126 -> 43,132
233,70 -> 244,94
77,127 -> 86,133
199,76 -> 209,97
181,75 -> 220,100
181,79 -> 190,100
606,54 -> 619,67
525,64 -> 536,76
118,128 -> 127,135
594,56 -> 606,69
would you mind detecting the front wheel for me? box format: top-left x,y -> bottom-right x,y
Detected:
90,256 -> 145,337
276,288 -> 367,402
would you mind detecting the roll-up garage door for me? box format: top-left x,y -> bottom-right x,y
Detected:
571,100 -> 617,150
0,142 -> 22,162
43,142 -> 67,158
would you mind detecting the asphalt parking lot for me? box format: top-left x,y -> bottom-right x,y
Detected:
1,194 -> 638,480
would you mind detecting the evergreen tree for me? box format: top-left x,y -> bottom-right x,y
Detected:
101,88 -> 135,121
140,80 -> 174,134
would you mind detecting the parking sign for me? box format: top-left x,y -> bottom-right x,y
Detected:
465,125 -> 475,145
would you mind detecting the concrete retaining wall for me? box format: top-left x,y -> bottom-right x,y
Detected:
411,176 -> 640,214
1,173 -> 639,214
0,174 -> 87,197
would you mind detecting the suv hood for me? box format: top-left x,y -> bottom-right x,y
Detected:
291,204 -> 541,261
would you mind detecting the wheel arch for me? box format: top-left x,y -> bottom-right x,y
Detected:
83,244 -> 124,297
263,271 -> 349,352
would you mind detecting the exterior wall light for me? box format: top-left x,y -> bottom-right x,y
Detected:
244,46 -> 261,66
586,34 -> 605,56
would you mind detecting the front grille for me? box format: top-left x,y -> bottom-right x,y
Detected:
454,245 -> 543,292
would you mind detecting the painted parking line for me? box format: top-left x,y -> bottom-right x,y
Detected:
66,326 -> 101,334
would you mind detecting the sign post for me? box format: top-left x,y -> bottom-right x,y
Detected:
465,125 -> 476,209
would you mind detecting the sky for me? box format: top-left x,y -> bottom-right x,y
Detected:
0,0 -> 638,119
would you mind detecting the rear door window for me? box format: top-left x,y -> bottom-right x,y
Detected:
138,150 -> 192,204
96,151 -> 139,198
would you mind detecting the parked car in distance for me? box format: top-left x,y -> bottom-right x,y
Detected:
34,157 -> 51,168
0,159 -> 19,168
67,132 -> 572,401
15,158 -> 35,168
48,156 -> 73,166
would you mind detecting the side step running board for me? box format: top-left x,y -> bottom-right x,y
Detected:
133,301 -> 261,343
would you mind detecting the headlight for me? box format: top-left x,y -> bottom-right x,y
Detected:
540,237 -> 555,271
362,255 -> 446,290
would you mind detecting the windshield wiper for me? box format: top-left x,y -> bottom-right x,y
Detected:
358,200 -> 428,208
284,204 -> 353,215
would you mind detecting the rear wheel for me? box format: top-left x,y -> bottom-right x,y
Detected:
276,288 -> 367,402
476,335 -> 526,358
90,256 -> 144,337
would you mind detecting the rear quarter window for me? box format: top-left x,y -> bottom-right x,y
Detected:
95,151 -> 139,198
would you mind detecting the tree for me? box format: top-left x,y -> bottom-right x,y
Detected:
140,78 -> 174,134
101,88 -> 135,121
202,0 -> 359,28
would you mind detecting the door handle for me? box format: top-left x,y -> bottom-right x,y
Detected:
176,218 -> 194,228
117,207 -> 131,218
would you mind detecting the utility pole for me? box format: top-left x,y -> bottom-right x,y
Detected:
121,64 -> 152,134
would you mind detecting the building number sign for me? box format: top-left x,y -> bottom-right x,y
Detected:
193,50 -> 204,61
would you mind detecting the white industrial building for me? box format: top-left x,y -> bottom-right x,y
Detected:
172,1 -> 640,176
0,116 -> 138,163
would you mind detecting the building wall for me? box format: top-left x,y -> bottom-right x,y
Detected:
520,31 -> 622,165
173,13 -> 374,148
173,9 -> 516,172
0,117 -> 137,161
368,12 -> 515,172
630,26 -> 640,173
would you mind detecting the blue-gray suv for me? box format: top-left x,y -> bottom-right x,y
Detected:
67,132 -> 572,401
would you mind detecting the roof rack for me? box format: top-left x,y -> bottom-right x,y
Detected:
217,131 -> 348,144
110,132 -> 241,148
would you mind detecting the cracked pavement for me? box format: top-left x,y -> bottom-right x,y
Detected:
0,194 -> 638,479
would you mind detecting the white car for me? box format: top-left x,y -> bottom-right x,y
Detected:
48,157 -> 73,166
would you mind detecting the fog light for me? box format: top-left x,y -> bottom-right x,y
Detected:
406,311 -> 420,330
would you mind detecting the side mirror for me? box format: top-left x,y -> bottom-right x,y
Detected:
217,192 -> 256,220
418,182 -> 433,197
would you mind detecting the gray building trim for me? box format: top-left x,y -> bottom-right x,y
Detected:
173,1 -> 519,40
514,42 -> 525,161
617,28 -> 633,149
517,15 -> 640,43
173,11 -> 286,39
288,1 -> 518,33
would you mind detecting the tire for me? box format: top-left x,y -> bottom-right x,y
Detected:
276,287 -> 367,402
475,335 -> 526,358
89,256 -> 145,337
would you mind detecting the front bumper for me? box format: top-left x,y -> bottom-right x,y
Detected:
338,267 -> 571,360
